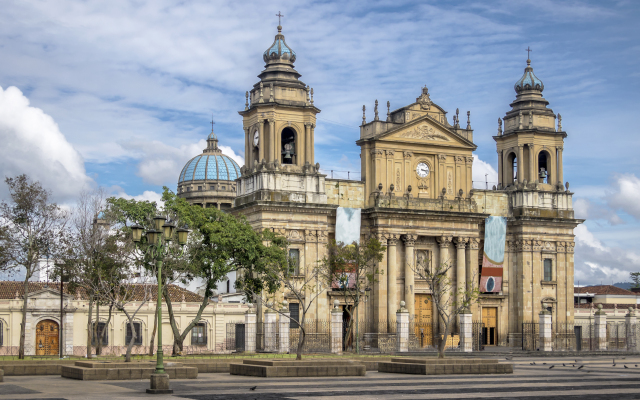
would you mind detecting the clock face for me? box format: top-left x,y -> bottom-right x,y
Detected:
416,162 -> 429,178
253,131 -> 259,147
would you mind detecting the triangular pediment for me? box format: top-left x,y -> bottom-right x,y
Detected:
376,115 -> 477,150
27,288 -> 73,300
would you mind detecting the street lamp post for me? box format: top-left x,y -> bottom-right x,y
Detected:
130,216 -> 189,395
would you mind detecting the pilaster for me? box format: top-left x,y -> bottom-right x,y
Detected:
387,235 -> 398,330
403,235 -> 416,320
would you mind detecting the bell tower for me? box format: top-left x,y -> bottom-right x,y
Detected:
239,24 -> 320,170
495,56 -> 566,190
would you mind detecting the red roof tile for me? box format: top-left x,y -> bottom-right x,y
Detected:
574,285 -> 637,296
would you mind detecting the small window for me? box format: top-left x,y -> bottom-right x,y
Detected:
543,259 -> 552,281
191,323 -> 207,346
92,322 -> 108,346
125,322 -> 143,345
198,186 -> 202,191
289,249 -> 300,275
220,186 -> 226,190
187,187 -> 191,192
289,303 -> 300,329
210,185 -> 215,190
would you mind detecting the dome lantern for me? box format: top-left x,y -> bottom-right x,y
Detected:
514,58 -> 544,94
263,25 -> 296,65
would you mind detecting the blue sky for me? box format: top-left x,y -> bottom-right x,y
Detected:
0,0 -> 639,285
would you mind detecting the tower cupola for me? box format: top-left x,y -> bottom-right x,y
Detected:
263,25 -> 296,65
514,59 -> 544,93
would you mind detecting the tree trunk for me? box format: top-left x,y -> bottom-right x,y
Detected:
86,296 -> 94,358
19,276 -> 29,359
164,283 -> 211,356
96,304 -> 113,356
148,303 -> 158,356
296,325 -> 306,360
438,320 -> 451,359
95,303 -> 101,355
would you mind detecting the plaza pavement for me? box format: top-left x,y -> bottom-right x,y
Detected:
2,355 -> 640,399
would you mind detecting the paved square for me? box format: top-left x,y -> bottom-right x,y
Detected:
2,356 -> 640,399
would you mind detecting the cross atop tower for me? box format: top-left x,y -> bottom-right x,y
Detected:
276,11 -> 284,26
210,118 -> 215,132
526,46 -> 532,59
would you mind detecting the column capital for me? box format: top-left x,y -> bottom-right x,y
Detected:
402,234 -> 416,246
468,237 -> 480,250
268,118 -> 275,124
304,122 -> 312,127
455,237 -> 469,249
437,236 -> 452,248
386,234 -> 398,246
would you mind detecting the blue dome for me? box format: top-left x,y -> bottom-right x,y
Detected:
178,154 -> 240,183
514,59 -> 544,93
263,26 -> 296,64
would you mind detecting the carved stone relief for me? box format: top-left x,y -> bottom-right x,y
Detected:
400,124 -> 449,141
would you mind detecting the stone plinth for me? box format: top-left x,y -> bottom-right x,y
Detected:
61,361 -> 197,381
396,302 -> 409,352
331,302 -> 343,354
146,373 -> 172,394
594,305 -> 607,351
279,310 -> 290,354
245,309 -> 256,353
378,358 -> 512,375
458,312 -> 472,352
539,312 -> 552,351
230,359 -> 366,377
264,310 -> 277,352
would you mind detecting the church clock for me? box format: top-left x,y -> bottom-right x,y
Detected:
253,131 -> 259,147
416,162 -> 429,178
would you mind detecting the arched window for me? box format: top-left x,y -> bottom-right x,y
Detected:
125,321 -> 143,346
281,127 -> 297,165
191,322 -> 207,346
538,150 -> 551,183
507,152 -> 517,183
92,321 -> 108,346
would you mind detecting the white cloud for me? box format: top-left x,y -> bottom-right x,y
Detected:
0,86 -> 93,202
219,145 -> 245,169
110,186 -> 164,205
574,224 -> 640,285
574,198 -> 624,225
472,155 -> 498,189
607,174 -> 640,220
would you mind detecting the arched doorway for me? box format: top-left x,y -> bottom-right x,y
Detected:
506,152 -> 517,183
36,319 -> 59,356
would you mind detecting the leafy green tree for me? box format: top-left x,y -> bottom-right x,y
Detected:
318,237 -> 385,353
0,175 -> 68,359
630,272 -> 640,289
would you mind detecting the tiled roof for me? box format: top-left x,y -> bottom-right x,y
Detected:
0,281 -> 204,303
574,303 -> 637,310
574,285 -> 638,296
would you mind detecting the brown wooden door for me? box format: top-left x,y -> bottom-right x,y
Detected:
35,319 -> 59,356
482,307 -> 498,346
414,294 -> 433,347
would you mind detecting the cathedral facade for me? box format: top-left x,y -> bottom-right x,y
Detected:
178,25 -> 582,347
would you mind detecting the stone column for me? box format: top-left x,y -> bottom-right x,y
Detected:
437,236 -> 452,337
244,127 -> 250,167
396,301 -> 409,352
517,145 -> 524,183
497,150 -> 503,187
244,309 -> 256,353
455,238 -> 468,312
258,121 -> 265,162
330,300 -> 343,354
310,124 -> 316,165
458,311 -> 472,352
528,143 -> 535,183
387,235 -> 398,331
626,307 -> 637,351
467,238 -> 480,319
539,311 -> 552,351
403,235 -> 416,320
279,303 -> 290,354
264,307 -> 277,352
268,119 -> 276,162
557,147 -> 564,186
304,123 -> 311,166
594,304 -> 607,351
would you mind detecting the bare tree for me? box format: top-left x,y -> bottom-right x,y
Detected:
0,175 -> 68,359
412,255 -> 479,358
318,238 -> 385,353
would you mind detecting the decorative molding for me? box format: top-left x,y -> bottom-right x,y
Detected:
465,156 -> 474,163
455,237 -> 469,249
556,241 -> 566,253
370,149 -> 384,158
507,240 -> 517,252
437,236 -> 453,248
566,242 -> 575,253
403,234 -> 416,247
438,154 -> 447,161
468,238 -> 480,250
387,235 -> 398,246
403,151 -> 413,158
533,240 -> 543,251
385,149 -> 395,157
400,124 -> 449,141
455,155 -> 465,163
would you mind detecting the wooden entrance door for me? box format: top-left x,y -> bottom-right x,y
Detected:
482,307 -> 497,346
36,319 -> 59,356
414,294 -> 433,347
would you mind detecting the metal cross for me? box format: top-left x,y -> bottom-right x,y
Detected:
210,118 -> 215,131
276,11 -> 284,25
526,46 -> 532,59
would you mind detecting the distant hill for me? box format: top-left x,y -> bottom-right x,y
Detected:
613,282 -> 633,290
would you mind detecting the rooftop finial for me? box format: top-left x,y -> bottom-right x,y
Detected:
498,117 -> 502,135
557,113 -> 562,131
210,117 -> 215,133
362,105 -> 366,125
526,46 -> 532,62
276,11 -> 284,31
245,91 -> 249,110
466,111 -> 471,130
374,100 -> 379,121
386,101 -> 391,122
